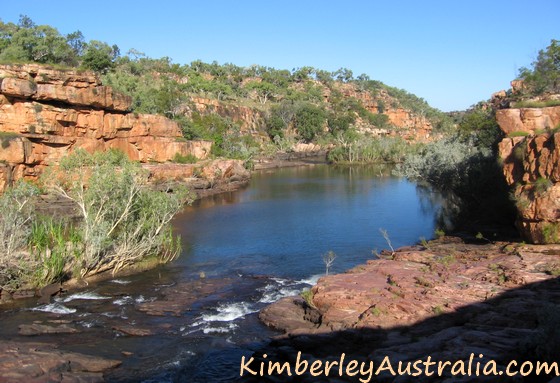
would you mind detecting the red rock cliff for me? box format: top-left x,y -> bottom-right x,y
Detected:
0,64 -> 211,192
497,99 -> 560,243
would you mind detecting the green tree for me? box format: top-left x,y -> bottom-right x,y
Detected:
81,40 -> 119,73
294,103 -> 326,142
518,39 -> 560,95
457,107 -> 502,149
245,80 -> 279,104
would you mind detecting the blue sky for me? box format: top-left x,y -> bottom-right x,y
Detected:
2,1 -> 558,111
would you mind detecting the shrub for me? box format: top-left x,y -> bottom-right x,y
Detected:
328,136 -> 412,164
396,135 -> 516,228
44,149 -> 193,277
508,131 -> 530,138
0,181 -> 39,288
173,153 -> 197,164
294,103 -> 326,142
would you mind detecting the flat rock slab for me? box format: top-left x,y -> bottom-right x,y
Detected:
0,341 -> 121,382
19,324 -> 80,336
112,325 -> 153,337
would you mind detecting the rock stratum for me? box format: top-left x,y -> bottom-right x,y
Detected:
0,64 -> 212,192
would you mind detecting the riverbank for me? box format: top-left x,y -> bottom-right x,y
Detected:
256,235 -> 560,382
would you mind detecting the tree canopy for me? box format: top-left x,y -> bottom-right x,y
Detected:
518,39 -> 560,95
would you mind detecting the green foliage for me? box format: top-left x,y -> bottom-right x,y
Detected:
172,153 -> 198,164
512,99 -> 560,108
542,222 -> 560,244
245,80 -> 279,104
0,16 -> 85,67
81,40 -> 119,73
28,216 -> 82,285
432,305 -> 445,315
518,39 -> 560,95
457,107 -> 502,149
300,288 -> 316,308
294,103 -> 326,142
0,16 -> 84,66
265,101 -> 296,139
508,131 -> 530,138
327,112 -> 355,135
534,177 -> 552,195
328,135 -> 412,164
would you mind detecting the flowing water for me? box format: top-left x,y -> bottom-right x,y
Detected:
0,164 -> 445,382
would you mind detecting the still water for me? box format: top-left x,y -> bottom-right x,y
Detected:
0,164 -> 444,382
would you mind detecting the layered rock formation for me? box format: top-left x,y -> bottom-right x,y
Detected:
496,106 -> 560,136
496,98 -> 560,243
0,64 -> 211,192
334,83 -> 435,142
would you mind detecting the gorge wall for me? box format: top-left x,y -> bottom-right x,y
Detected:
0,64 -> 211,192
496,98 -> 560,243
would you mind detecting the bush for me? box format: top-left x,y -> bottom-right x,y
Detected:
294,103 -> 326,142
45,149 -> 193,277
173,153 -> 198,164
0,181 -> 39,288
328,135 -> 412,164
396,136 -> 516,228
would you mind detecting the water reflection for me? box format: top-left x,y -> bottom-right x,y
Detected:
173,164 -> 444,279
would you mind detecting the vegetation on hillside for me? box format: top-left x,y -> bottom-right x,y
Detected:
0,15 -> 453,162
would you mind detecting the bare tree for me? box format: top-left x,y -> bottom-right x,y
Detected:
322,250 -> 337,275
379,228 -> 395,256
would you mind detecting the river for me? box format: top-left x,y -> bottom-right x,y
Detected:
0,164 -> 445,382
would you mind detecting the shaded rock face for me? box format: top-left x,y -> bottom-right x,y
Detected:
497,108 -> 560,243
0,64 -> 212,192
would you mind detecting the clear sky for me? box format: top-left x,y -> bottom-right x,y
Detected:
2,1 -> 558,111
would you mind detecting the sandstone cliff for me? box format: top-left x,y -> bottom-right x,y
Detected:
496,88 -> 560,243
0,64 -> 212,192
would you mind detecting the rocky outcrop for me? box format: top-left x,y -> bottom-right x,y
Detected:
499,133 -> 560,243
259,238 -> 560,382
496,106 -> 560,135
333,83 -> 435,142
143,158 -> 251,198
496,100 -> 560,243
0,340 -> 121,382
0,64 -> 211,192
